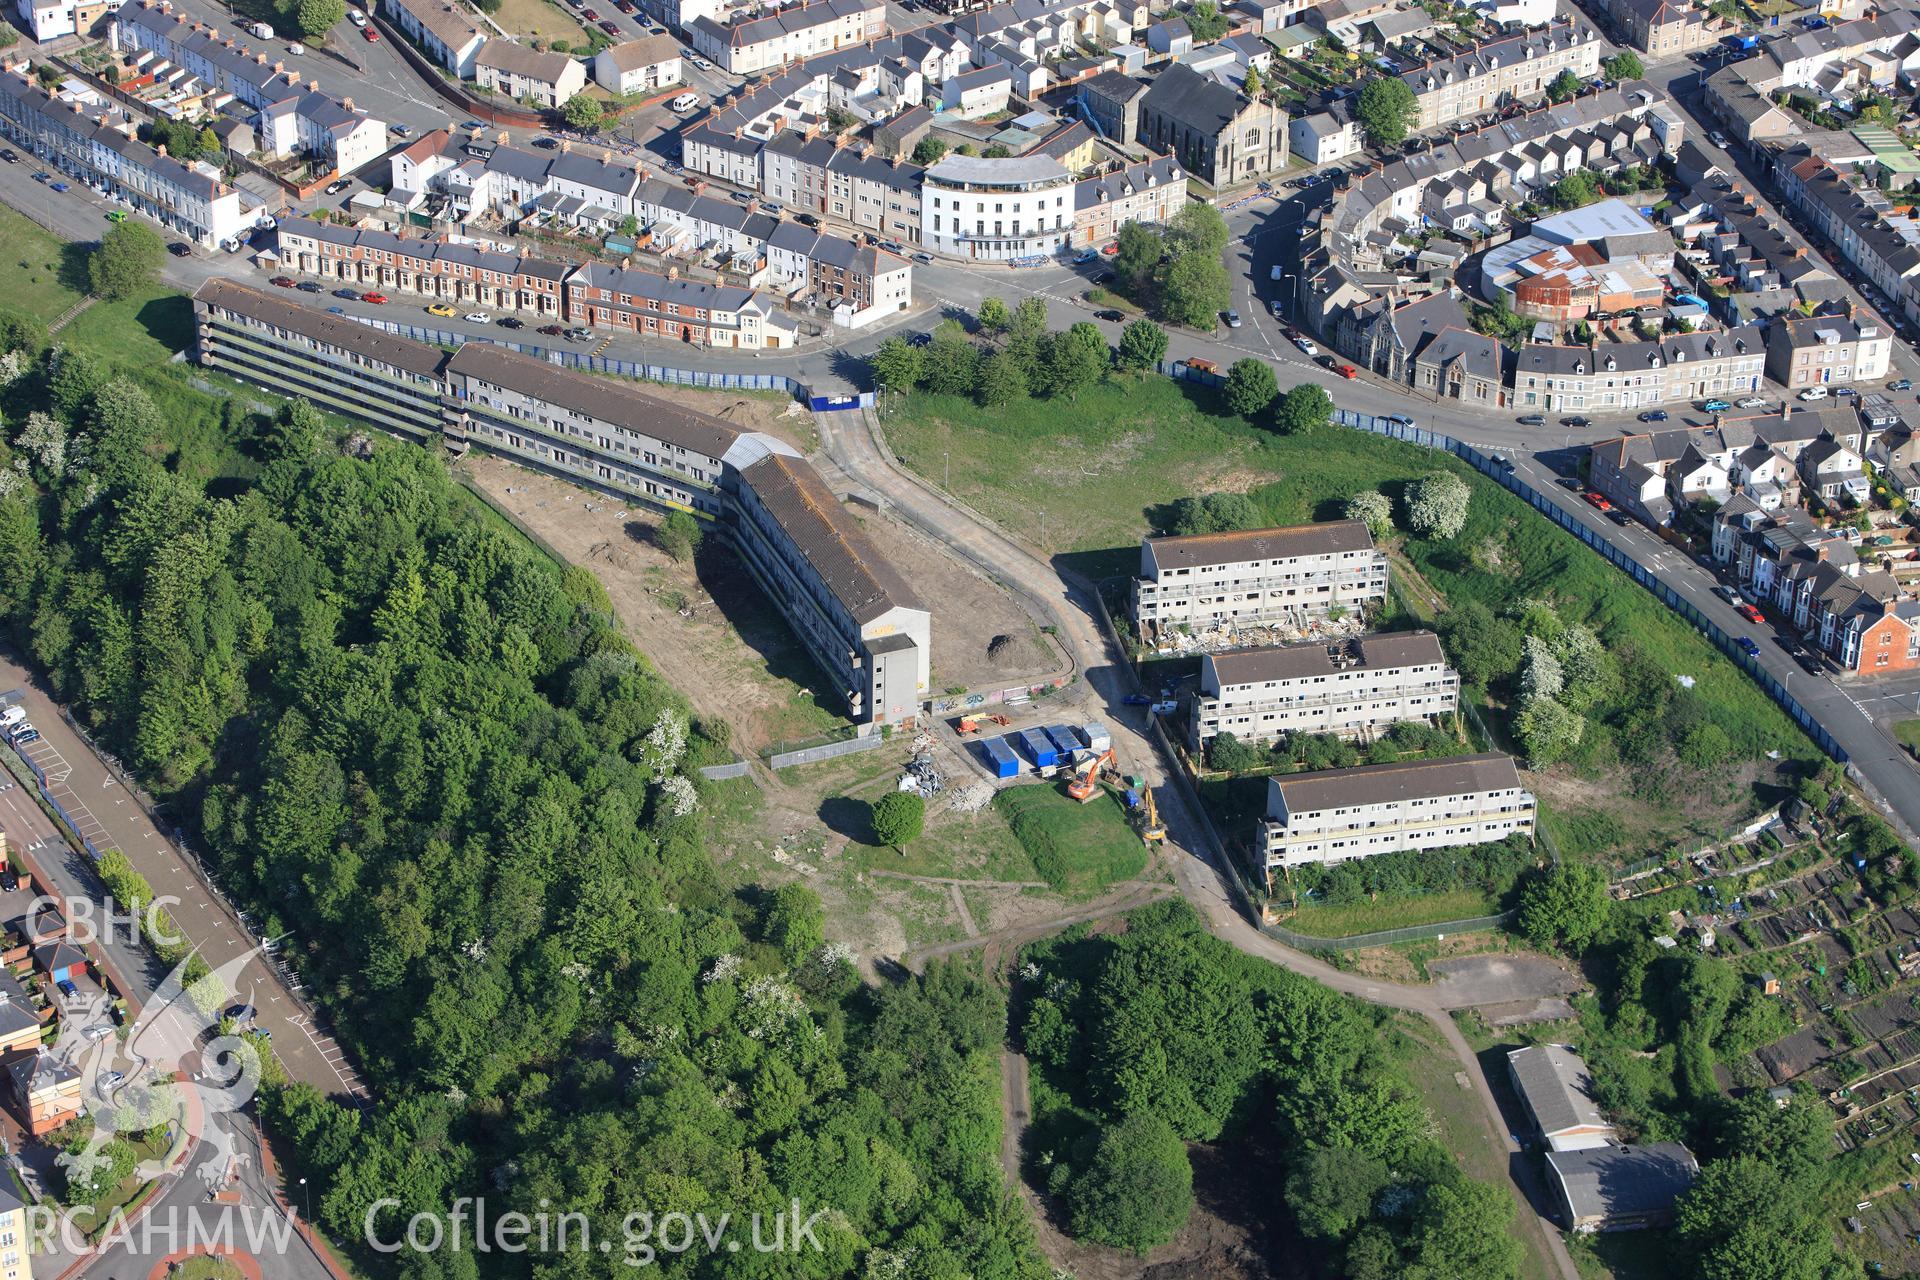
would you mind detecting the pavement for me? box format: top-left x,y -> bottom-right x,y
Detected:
0,650 -> 366,1105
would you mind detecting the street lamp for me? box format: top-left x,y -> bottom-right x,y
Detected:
299,1175 -> 310,1223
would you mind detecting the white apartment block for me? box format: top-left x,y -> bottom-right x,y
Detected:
921,152 -> 1076,261
472,40 -> 587,108
381,0 -> 487,77
1259,753 -> 1537,876
1193,631 -> 1459,750
17,0 -> 121,41
593,35 -> 684,94
1133,520 -> 1389,635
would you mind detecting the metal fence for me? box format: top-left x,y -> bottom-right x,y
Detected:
6,738 -> 105,861
344,316 -> 850,403
767,734 -> 887,771
698,760 -> 753,781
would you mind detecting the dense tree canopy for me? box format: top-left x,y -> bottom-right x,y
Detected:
1356,79 -> 1417,148
88,222 -> 165,300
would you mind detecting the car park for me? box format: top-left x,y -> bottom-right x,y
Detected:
1637,409 -> 1668,422
1516,413 -> 1546,426
296,281 -> 322,292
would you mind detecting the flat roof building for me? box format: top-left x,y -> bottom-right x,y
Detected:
1258,752 -> 1535,879
1507,1044 -> 1617,1152
1193,631 -> 1458,749
1547,1143 -> 1698,1232
1134,521 -> 1388,636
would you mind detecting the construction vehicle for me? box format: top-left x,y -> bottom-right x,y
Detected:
955,712 -> 1012,734
1136,786 -> 1167,844
1067,747 -> 1118,802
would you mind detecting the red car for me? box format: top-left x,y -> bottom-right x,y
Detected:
1099,241 -> 1118,255
1582,491 -> 1612,512
1337,364 -> 1357,379
598,19 -> 620,32
269,275 -> 295,288
1736,603 -> 1765,624
362,291 -> 388,304
582,7 -> 599,16
361,23 -> 379,39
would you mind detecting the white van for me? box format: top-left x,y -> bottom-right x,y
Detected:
669,92 -> 700,113
0,706 -> 24,729
286,41 -> 305,54
347,7 -> 367,23
1798,386 -> 1830,401
250,20 -> 274,39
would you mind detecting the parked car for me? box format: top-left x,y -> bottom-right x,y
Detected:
334,288 -> 361,300
911,252 -> 932,265
1561,415 -> 1591,428
1606,509 -> 1631,526
390,124 -> 412,139
1582,491 -> 1612,512
598,20 -> 621,34
1093,309 -> 1123,322
565,327 -> 593,341
1712,584 -> 1742,604
1709,130 -> 1729,148
1224,309 -> 1242,328
57,979 -> 78,1000
1736,396 -> 1770,408
426,302 -> 455,316
1555,476 -> 1581,490
1798,386 -> 1829,401
0,149 -> 14,163
1516,413 -> 1546,426
1074,248 -> 1099,264
496,316 -> 523,329
168,242 -> 191,257
1736,603 -> 1766,624
30,171 -> 47,183
537,324 -> 565,336
362,292 -> 387,304
582,6 -> 598,17
1796,651 -> 1825,675
1122,693 -> 1152,706
11,729 -> 37,745
1834,386 -> 1857,397
1637,409 -> 1669,422
296,280 -> 322,292
361,22 -> 379,38
1381,413 -> 1416,428
49,181 -> 68,192
326,178 -> 350,194
906,332 -> 932,348
1337,363 -> 1357,379
1735,637 -> 1761,656
1490,454 -> 1515,472
691,56 -> 712,70
270,276 -> 295,288
463,312 -> 492,324
1292,336 -> 1318,356
1700,398 -> 1732,412
83,1023 -> 112,1042
105,209 -> 126,222
1891,379 -> 1913,392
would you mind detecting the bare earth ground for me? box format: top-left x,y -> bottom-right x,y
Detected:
1427,954 -> 1583,1010
1345,931 -> 1524,984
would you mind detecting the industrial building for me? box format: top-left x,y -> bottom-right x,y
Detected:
1132,520 -> 1388,636
1506,1044 -> 1618,1152
1191,631 -> 1459,750
1257,753 -> 1535,877
190,279 -> 929,726
1546,1143 -> 1699,1232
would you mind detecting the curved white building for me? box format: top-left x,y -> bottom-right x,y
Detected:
921,153 -> 1074,261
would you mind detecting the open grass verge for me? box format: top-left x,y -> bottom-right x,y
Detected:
1894,719 -> 1920,753
992,782 -> 1148,895
1274,888 -> 1500,938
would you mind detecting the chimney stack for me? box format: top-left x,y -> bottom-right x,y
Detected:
156,142 -> 167,155
342,96 -> 354,110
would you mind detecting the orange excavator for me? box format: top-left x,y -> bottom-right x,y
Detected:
1066,747 -> 1117,802
956,712 -> 1013,734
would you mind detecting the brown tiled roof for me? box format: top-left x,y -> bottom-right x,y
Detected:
193,279 -> 451,381
1146,519 -> 1375,571
738,453 -> 922,623
445,344 -> 740,461
1207,631 -> 1447,686
1272,752 -> 1525,813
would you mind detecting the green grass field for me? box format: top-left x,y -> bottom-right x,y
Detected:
1895,719 -> 1920,753
847,802 -> 1045,885
887,374 -> 1823,855
1274,889 -> 1500,939
992,783 -> 1149,895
